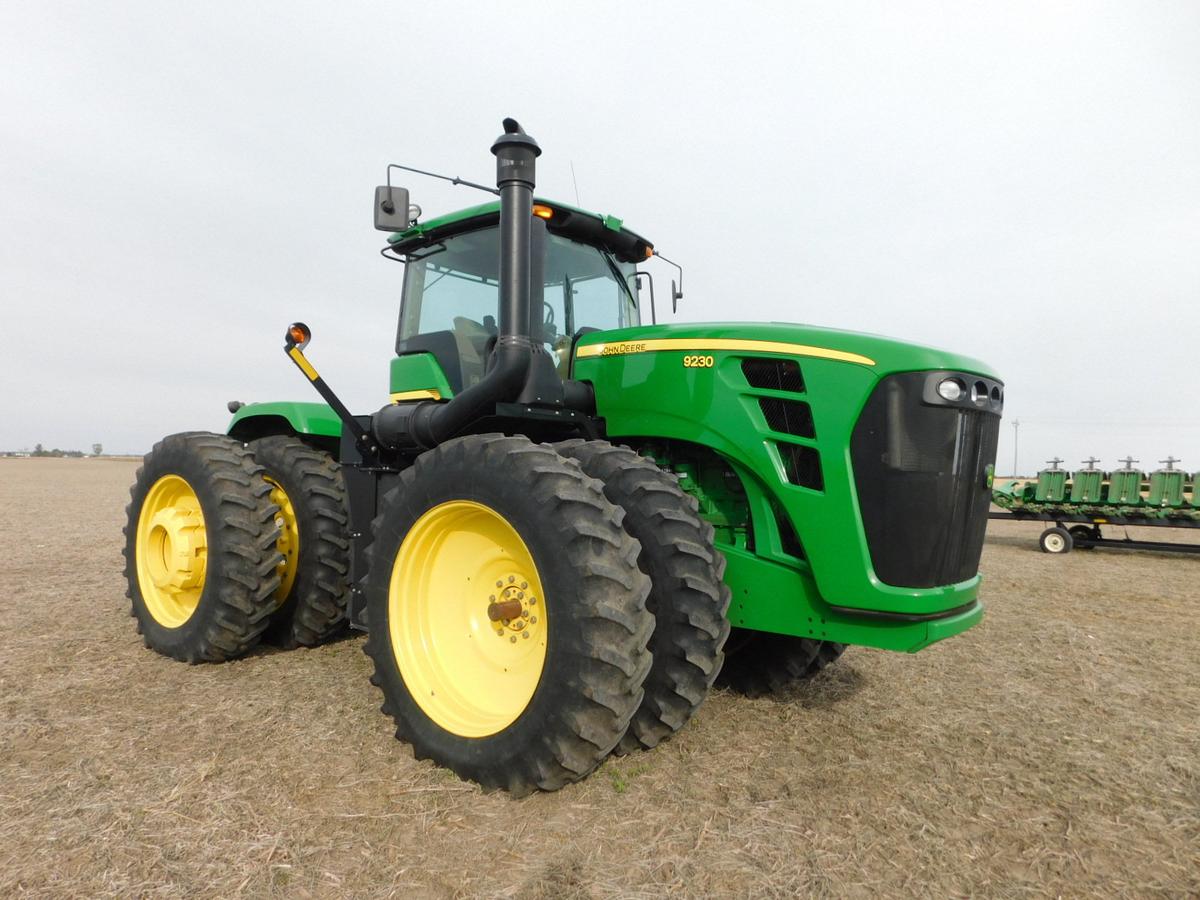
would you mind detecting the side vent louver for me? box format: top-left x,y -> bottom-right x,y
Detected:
778,444 -> 824,491
758,398 -> 815,438
742,358 -> 805,393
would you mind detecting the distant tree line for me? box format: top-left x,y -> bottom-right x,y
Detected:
0,443 -> 104,458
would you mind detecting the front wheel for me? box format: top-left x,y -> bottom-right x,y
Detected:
555,439 -> 730,754
361,435 -> 653,795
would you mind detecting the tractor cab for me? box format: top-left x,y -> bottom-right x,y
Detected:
385,200 -> 652,392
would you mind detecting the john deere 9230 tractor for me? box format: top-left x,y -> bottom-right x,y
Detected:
124,120 -> 1003,794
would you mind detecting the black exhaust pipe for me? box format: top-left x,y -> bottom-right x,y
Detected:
373,119 -> 571,451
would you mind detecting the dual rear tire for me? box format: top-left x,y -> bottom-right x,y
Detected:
123,432 -> 351,662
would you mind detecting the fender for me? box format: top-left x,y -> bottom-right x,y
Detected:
227,401 -> 342,448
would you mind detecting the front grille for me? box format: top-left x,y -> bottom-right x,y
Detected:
851,372 -> 1000,588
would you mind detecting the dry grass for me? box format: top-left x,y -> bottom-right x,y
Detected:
1,458 -> 1197,898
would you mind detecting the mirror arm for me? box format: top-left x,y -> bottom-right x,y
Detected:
653,251 -> 683,313
633,271 -> 656,326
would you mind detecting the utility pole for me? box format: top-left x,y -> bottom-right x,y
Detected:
1011,418 -> 1020,476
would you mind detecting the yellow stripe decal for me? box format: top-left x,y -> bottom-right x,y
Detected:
390,389 -> 443,402
287,346 -> 319,381
575,338 -> 875,367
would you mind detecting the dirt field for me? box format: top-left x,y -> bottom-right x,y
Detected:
1,458 -> 1197,898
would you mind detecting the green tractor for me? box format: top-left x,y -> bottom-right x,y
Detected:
124,120 -> 1003,794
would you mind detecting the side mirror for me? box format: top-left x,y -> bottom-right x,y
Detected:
374,185 -> 412,232
671,279 -> 681,314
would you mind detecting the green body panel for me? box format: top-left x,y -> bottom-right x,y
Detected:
723,548 -> 983,652
227,401 -> 342,439
390,353 -> 456,398
1035,469 -> 1068,502
1070,469 -> 1104,503
1107,469 -> 1144,505
386,197 -> 648,247
573,322 -> 996,635
1148,469 -> 1186,507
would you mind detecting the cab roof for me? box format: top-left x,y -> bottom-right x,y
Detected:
386,197 -> 654,264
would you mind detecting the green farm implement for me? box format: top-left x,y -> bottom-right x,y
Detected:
992,457 -> 1200,554
124,120 -> 1003,793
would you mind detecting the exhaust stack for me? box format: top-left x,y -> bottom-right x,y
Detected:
372,119 -> 586,452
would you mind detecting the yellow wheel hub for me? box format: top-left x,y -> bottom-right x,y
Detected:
135,474 -> 208,628
265,477 -> 299,604
389,500 -> 547,738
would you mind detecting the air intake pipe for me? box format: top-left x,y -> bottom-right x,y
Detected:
372,119 -> 580,451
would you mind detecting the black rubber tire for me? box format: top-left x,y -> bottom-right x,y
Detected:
1039,526 -> 1073,554
122,432 -> 282,663
1068,525 -> 1097,549
249,436 -> 351,647
554,439 -> 730,754
362,434 -> 654,795
717,630 -> 846,698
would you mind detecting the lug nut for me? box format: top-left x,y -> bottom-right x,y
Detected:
529,598 -> 537,605
496,580 -> 503,588
508,575 -> 515,584
520,581 -> 528,590
530,616 -> 537,624
522,632 -> 530,639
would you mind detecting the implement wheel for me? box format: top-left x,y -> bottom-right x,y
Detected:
1039,526 -> 1073,554
718,630 -> 846,698
250,436 -> 351,647
555,440 -> 730,753
1068,525 -> 1098,550
122,432 -> 282,662
362,435 -> 653,794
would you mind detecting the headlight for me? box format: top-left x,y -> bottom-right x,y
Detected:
937,377 -> 965,402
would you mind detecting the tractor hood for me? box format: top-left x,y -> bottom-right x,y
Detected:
573,321 -> 998,381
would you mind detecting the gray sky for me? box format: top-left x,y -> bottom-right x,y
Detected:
3,1 -> 1198,475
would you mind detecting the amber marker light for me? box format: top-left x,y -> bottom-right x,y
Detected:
286,322 -> 311,348
532,204 -> 554,220
644,245 -> 654,259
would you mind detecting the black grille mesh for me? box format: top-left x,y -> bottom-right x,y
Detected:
742,358 -> 805,393
851,373 -> 1000,588
759,398 -> 815,438
779,443 -> 823,491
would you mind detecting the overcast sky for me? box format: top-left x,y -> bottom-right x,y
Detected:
3,2 -> 1198,474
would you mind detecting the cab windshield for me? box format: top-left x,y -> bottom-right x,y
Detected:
398,226 -> 640,385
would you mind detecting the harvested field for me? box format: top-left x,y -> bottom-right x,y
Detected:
1,457 -> 1197,897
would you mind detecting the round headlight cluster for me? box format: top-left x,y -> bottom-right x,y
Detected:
937,377 -> 966,402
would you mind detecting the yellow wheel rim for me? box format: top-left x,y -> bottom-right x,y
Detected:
135,474 -> 208,629
265,477 -> 300,604
389,500 -> 548,737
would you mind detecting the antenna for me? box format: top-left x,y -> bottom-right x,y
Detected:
385,162 -> 500,203
569,161 -> 581,206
